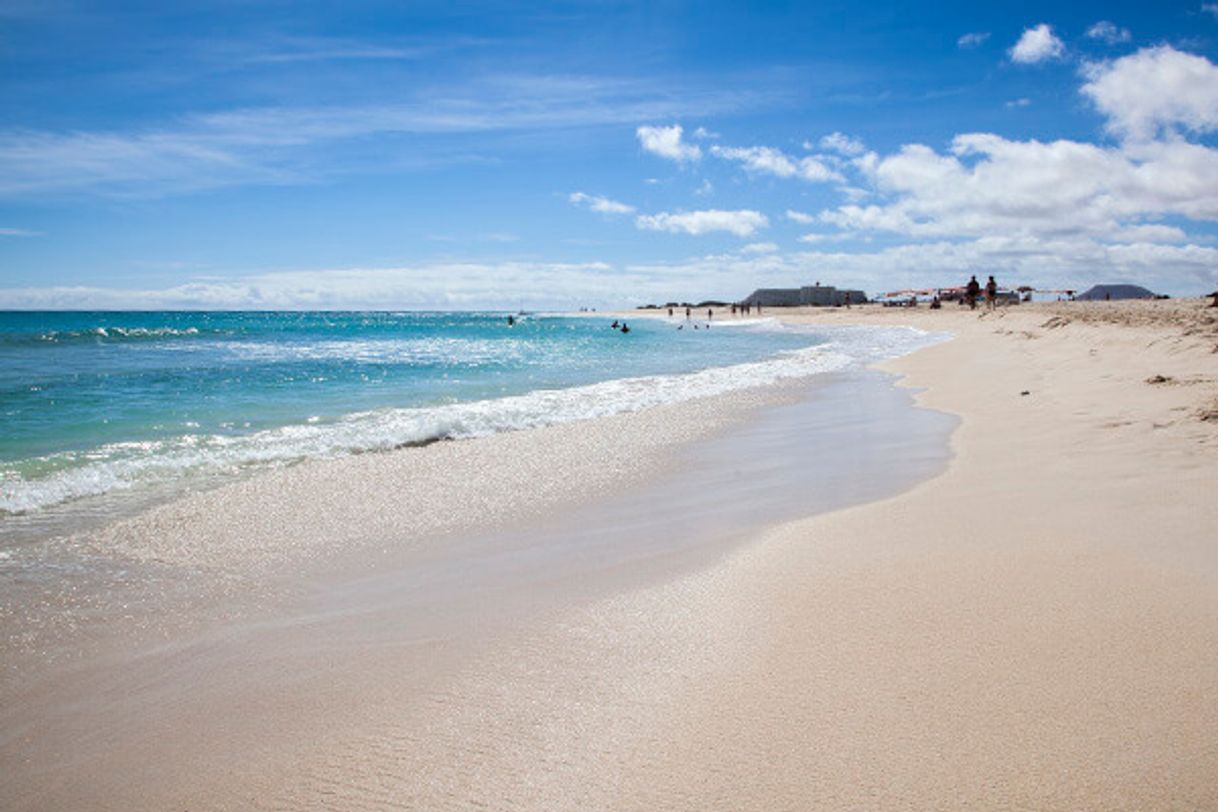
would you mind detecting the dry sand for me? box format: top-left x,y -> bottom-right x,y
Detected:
268,301 -> 1218,810
4,300 -> 1218,810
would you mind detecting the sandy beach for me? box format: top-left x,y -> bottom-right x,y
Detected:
4,300 -> 1218,810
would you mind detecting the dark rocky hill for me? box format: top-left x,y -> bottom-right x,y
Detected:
1076,284 -> 1156,301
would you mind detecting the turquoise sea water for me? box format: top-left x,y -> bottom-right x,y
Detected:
0,310 -> 936,524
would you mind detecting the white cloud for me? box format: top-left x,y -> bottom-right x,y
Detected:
785,209 -> 815,224
0,227 -> 42,236
838,186 -> 870,203
3,234 -> 1213,312
1204,4 -> 1218,20
741,242 -> 778,254
0,72 -> 780,198
1006,98 -> 1032,108
636,124 -> 702,162
710,145 -> 842,182
635,209 -> 768,237
694,178 -> 713,196
1085,21 -> 1132,44
816,129 -> 1218,244
1010,24 -> 1066,64
568,191 -> 635,214
851,150 -> 880,177
796,232 -> 851,243
0,262 -> 638,311
819,132 -> 866,156
958,32 -> 991,48
1081,45 -> 1218,141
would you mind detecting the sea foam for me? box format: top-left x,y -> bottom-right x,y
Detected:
0,319 -> 942,516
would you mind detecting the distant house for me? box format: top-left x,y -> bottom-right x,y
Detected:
1075,284 -> 1157,301
741,284 -> 868,307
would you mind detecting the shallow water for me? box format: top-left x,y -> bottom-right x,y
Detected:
0,349 -> 957,810
312,368 -> 955,629
1,312 -> 940,550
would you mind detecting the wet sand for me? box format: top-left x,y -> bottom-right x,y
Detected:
4,300 -> 1218,809
2,360 -> 951,809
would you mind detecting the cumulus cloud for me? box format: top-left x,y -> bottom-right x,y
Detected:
635,209 -> 768,237
710,145 -> 842,182
1009,24 -> 1065,64
1081,45 -> 1218,141
957,32 -> 991,49
1085,21 -> 1132,44
636,124 -> 702,162
785,209 -> 815,224
814,130 -> 1218,256
568,191 -> 635,214
819,132 -> 866,156
796,45 -> 1218,274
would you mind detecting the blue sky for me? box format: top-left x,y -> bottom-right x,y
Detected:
2,0 -> 1217,309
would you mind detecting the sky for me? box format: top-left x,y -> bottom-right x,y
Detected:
2,0 -> 1218,310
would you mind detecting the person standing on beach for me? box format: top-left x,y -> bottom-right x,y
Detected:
985,276 -> 998,310
966,275 -> 981,310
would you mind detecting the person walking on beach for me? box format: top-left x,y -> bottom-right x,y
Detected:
966,275 -> 981,310
985,275 -> 998,310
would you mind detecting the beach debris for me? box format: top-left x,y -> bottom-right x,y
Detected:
1146,374 -> 1172,385
1041,316 -> 1071,329
391,434 -> 454,451
1020,390 -> 1030,396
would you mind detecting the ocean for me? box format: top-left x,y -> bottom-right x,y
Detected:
0,310 -> 939,543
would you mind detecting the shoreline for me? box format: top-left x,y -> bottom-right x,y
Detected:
4,300 -> 1218,809
2,348 -> 952,810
